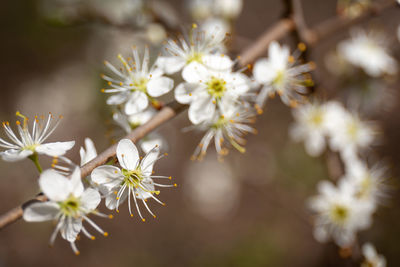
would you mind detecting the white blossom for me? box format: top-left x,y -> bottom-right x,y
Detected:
343,159 -> 387,207
187,0 -> 243,20
214,0 -> 243,19
338,28 -> 397,77
253,41 -> 314,109
91,139 -> 175,221
157,25 -> 229,75
289,102 -> 330,157
325,102 -> 377,158
175,55 -> 250,124
308,179 -> 374,247
361,243 -> 386,267
190,103 -> 256,160
80,138 -> 97,166
23,168 -> 108,255
0,112 -> 74,162
101,47 -> 174,115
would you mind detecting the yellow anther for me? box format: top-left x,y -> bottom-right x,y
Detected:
168,176 -> 172,180
116,197 -> 120,200
101,89 -> 105,93
103,232 -> 109,237
16,121 -> 20,125
153,215 -> 157,219
142,218 -> 146,222
91,236 -> 96,240
75,251 -> 80,256
130,214 -> 134,217
192,23 -> 198,29
108,81 -> 112,86
116,209 -> 120,213
288,55 -> 295,63
164,153 -> 168,156
108,214 -> 114,219
298,42 -> 306,51
173,183 -> 177,187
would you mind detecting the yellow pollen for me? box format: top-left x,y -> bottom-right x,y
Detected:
16,121 -> 20,125
103,232 -> 109,237
108,214 -> 114,219
298,42 -> 306,51
164,153 -> 168,156
173,183 -> 177,187
192,23 -> 197,29
101,89 -> 105,93
91,236 -> 96,240
130,214 -> 134,217
142,218 -> 146,222
153,215 -> 157,219
75,251 -> 80,256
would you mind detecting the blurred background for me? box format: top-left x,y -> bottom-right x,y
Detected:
0,0 -> 399,266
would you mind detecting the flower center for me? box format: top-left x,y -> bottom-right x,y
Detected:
346,120 -> 359,140
330,204 -> 349,224
59,195 -> 81,217
121,168 -> 160,195
207,77 -> 227,98
187,52 -> 203,64
131,78 -> 148,93
309,110 -> 324,126
273,70 -> 287,87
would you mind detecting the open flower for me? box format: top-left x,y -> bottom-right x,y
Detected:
361,242 -> 386,267
253,41 -> 314,109
325,103 -> 377,158
175,55 -> 250,124
190,102 -> 256,160
0,112 -> 74,162
91,139 -> 175,221
23,168 -> 108,255
157,24 -> 229,75
308,179 -> 374,247
338,28 -> 397,77
102,47 -> 174,115
289,102 -> 331,157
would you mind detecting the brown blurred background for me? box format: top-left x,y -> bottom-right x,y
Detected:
0,0 -> 399,266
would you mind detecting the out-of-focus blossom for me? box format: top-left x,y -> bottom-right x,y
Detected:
343,159 -> 387,207
183,157 -> 240,221
93,0 -> 146,25
200,18 -> 230,52
145,23 -> 167,44
187,0 -> 243,20
190,103 -> 256,160
0,112 -> 74,162
80,138 -> 97,166
91,139 -> 175,221
337,0 -> 371,18
308,179 -> 374,247
325,102 -> 377,158
102,47 -> 174,115
289,102 -> 330,157
361,243 -> 386,267
175,55 -> 250,124
23,168 -> 107,255
113,108 -> 167,153
157,24 -> 228,75
253,41 -> 314,110
338,29 -> 398,77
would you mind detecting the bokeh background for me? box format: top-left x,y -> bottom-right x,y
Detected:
0,0 -> 399,266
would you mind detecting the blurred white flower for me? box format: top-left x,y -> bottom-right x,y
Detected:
338,28 -> 397,77
175,55 -> 250,124
102,47 -> 174,115
157,25 -> 228,75
0,112 -> 74,162
308,179 -> 374,247
187,0 -> 214,21
183,157 -> 240,221
80,138 -> 97,166
91,139 -> 175,221
343,159 -> 387,207
23,168 -> 107,255
289,102 -> 330,157
93,0 -> 145,25
200,18 -> 230,52
190,103 -> 256,160
362,243 -> 386,267
214,0 -> 243,19
253,41 -> 314,110
113,108 -> 167,153
325,103 -> 377,158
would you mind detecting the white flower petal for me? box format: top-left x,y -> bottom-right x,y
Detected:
106,92 -> 128,105
156,56 -> 186,74
80,138 -> 97,166
174,83 -> 201,104
23,202 -> 60,222
91,165 -> 123,189
39,169 -> 71,201
105,189 -> 128,210
124,91 -> 148,115
80,188 -> 101,211
253,58 -> 275,84
182,62 -> 209,83
147,77 -> 174,97
0,149 -> 33,162
36,141 -> 75,157
61,217 -> 82,242
139,133 -> 165,154
117,139 -> 140,170
141,145 -> 160,176
188,95 -> 216,124
202,54 -> 233,71
70,167 -> 84,197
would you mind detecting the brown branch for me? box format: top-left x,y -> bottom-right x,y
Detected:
0,20 -> 295,230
